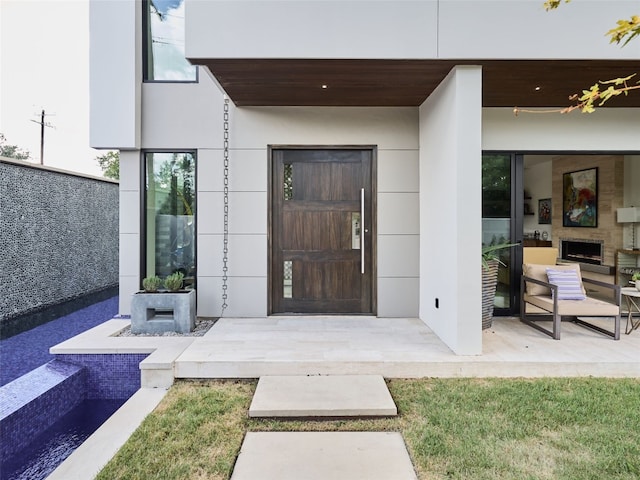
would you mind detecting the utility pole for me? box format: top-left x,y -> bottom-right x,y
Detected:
30,109 -> 54,165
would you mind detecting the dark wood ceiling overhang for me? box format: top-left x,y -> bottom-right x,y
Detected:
190,58 -> 640,108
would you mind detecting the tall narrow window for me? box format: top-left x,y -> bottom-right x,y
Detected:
143,0 -> 197,82
283,163 -> 293,200
482,154 -> 512,311
145,152 -> 196,289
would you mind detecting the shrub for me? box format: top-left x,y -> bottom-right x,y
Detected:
142,276 -> 162,292
164,272 -> 185,292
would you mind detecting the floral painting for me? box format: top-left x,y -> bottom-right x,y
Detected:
538,198 -> 551,225
562,168 -> 597,227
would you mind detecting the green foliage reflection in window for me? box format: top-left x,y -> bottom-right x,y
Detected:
145,152 -> 196,289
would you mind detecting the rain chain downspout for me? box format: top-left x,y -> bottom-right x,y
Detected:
221,96 -> 230,316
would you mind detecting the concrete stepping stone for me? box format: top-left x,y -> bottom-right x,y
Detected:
230,432 -> 417,480
248,375 -> 397,418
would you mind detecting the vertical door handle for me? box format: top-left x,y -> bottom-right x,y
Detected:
361,188 -> 365,274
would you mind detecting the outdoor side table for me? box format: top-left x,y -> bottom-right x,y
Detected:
621,287 -> 640,335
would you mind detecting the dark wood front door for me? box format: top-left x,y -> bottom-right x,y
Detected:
271,148 -> 375,314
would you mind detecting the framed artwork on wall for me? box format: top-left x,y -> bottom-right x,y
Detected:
538,198 -> 551,224
562,167 -> 598,228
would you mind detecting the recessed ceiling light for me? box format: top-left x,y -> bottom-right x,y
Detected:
321,84 -> 328,89
534,86 -> 541,91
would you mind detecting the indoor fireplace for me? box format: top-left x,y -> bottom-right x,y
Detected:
560,239 -> 604,265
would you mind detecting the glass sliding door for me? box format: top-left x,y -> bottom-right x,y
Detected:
144,152 -> 196,290
482,153 -> 523,315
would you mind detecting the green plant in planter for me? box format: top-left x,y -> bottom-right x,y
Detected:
632,272 -> 640,282
142,275 -> 162,292
164,272 -> 185,292
481,242 -> 519,330
482,243 -> 518,269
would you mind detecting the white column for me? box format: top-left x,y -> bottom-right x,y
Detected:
90,0 -> 141,149
419,66 -> 483,355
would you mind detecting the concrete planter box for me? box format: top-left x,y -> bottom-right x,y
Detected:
131,290 -> 196,334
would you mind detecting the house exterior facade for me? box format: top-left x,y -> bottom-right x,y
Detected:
90,0 -> 640,355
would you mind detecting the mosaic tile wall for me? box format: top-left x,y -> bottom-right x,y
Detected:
56,354 -> 148,399
0,354 -> 146,461
0,160 -> 119,324
0,361 -> 86,461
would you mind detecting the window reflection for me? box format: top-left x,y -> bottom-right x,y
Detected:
284,163 -> 293,200
145,152 -> 196,289
144,0 -> 197,81
482,154 -> 512,310
284,261 -> 292,298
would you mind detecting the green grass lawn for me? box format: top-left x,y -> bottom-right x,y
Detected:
97,378 -> 640,480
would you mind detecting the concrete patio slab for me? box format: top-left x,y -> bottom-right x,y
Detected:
230,432 -> 417,480
174,316 -> 640,378
249,375 -> 397,417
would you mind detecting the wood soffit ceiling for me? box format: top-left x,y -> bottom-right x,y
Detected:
192,59 -> 640,108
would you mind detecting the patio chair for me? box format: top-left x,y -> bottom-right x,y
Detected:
522,247 -> 558,265
520,263 -> 621,340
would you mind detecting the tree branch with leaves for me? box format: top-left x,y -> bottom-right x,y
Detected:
514,1 -> 639,115
0,133 -> 30,160
96,151 -> 119,179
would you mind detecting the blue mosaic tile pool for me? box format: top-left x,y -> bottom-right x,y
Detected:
56,354 -> 147,399
0,296 -> 118,386
0,294 -> 151,479
0,353 -> 147,478
1,398 -> 125,480
1,361 -> 85,461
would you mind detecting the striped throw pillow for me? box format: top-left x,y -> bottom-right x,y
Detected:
546,268 -> 586,300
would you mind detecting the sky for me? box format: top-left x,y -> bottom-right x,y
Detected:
1,0 -> 103,177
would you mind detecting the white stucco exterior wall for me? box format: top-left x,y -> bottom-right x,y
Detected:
186,1 -> 438,59
118,150 -> 141,314
419,66 -> 483,355
483,109 -> 640,151
116,71 -> 421,318
195,104 -> 421,318
185,0 -> 639,60
89,0 -> 140,149
141,80 -> 223,149
438,0 -> 639,59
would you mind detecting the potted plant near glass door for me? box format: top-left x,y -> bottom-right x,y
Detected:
482,243 -> 518,330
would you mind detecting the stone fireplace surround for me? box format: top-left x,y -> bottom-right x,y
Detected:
560,238 -> 604,265
551,155 -> 625,267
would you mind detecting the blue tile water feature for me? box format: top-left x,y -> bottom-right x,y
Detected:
1,398 -> 126,480
0,295 -> 148,480
0,296 -> 119,386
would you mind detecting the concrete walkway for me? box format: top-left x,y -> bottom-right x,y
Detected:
231,432 -> 417,480
174,316 -> 640,378
249,375 -> 397,417
235,375 -> 417,479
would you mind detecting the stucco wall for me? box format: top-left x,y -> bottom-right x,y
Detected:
483,108 -> 640,152
0,159 -> 119,323
419,66 -> 483,355
197,105 -> 421,318
186,0 -> 637,60
113,77 -> 422,317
